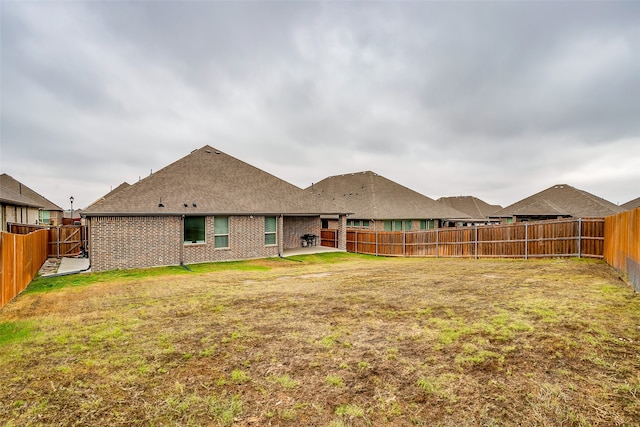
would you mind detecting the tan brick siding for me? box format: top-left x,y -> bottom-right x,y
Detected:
283,217 -> 321,249
89,214 -> 289,272
89,216 -> 181,271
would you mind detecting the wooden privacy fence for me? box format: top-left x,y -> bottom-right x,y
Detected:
321,229 -> 338,248
7,223 -> 87,258
338,218 -> 605,259
1,229 -> 49,310
604,208 -> 640,292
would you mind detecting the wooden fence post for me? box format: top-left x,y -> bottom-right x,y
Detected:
525,223 -> 528,260
474,226 -> 478,259
578,218 -> 582,259
403,231 -> 406,256
376,230 -> 378,256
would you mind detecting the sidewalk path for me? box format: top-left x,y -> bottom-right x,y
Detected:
40,257 -> 91,277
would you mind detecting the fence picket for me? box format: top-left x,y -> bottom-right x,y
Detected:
1,229 -> 48,309
339,218 -> 605,259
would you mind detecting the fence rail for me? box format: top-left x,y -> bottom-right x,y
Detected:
7,223 -> 87,258
1,229 -> 49,309
338,218 -> 605,259
320,229 -> 338,248
604,208 -> 640,291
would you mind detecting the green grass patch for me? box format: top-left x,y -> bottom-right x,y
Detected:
0,321 -> 36,346
326,375 -> 345,387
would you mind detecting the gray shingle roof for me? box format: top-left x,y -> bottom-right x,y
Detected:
0,183 -> 43,208
491,184 -> 624,218
306,171 -> 471,220
621,197 -> 640,211
0,174 -> 62,211
85,182 -> 131,211
437,196 -> 502,220
83,146 -> 344,216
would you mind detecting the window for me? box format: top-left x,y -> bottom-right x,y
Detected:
184,216 -> 205,244
214,216 -> 229,248
420,220 -> 435,230
265,216 -> 277,245
39,210 -> 50,225
362,220 -> 370,228
384,220 -> 409,231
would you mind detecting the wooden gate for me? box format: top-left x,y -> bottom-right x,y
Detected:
6,223 -> 87,258
49,225 -> 87,257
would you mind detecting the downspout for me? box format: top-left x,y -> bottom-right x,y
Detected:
278,214 -> 284,257
180,215 -> 186,268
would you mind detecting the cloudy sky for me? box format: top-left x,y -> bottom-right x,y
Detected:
2,1 -> 639,210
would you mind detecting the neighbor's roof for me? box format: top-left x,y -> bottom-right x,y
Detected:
491,184 -> 624,218
437,196 -> 502,220
0,183 -> 43,208
85,182 -> 131,211
83,146 -> 345,216
621,196 -> 640,211
306,171 -> 470,220
0,174 -> 62,211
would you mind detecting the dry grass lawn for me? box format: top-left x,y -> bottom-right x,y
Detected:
1,253 -> 639,426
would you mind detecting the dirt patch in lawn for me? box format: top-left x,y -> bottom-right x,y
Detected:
1,256 -> 639,426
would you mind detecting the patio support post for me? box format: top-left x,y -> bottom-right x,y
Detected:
337,215 -> 347,251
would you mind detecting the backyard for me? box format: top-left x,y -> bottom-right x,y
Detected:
0,253 -> 639,426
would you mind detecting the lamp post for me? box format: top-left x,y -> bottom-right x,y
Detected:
70,196 -> 74,225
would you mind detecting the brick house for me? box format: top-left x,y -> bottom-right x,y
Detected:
0,173 -> 64,230
82,146 -> 347,272
621,197 -> 640,211
490,184 -> 624,223
306,171 -> 470,231
437,196 -> 502,225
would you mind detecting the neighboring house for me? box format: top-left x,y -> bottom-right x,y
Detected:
621,197 -> 640,211
306,171 -> 470,231
437,196 -> 502,225
82,146 -> 347,272
490,184 -> 624,223
0,173 -> 64,229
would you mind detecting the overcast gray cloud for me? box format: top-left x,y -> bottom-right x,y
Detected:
1,1 -> 639,210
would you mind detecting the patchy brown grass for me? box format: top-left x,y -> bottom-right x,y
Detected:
1,254 -> 639,426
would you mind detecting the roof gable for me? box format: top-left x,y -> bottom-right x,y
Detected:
0,174 -> 62,211
83,146 -> 343,216
437,196 -> 502,219
491,184 -> 624,218
621,197 -> 640,211
307,171 -> 470,220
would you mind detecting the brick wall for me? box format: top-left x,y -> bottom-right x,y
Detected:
89,216 -> 182,271
89,214 -> 285,272
283,216 -> 321,249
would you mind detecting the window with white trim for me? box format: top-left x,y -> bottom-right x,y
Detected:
214,216 -> 229,248
265,216 -> 277,245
